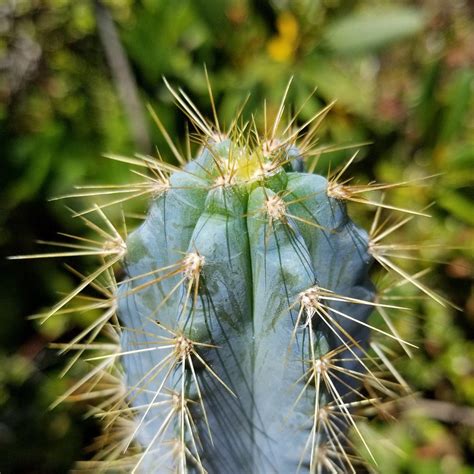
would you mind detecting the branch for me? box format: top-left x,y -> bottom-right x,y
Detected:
404,398 -> 474,427
94,0 -> 151,153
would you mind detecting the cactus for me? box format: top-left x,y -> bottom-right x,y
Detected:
11,82 -> 452,473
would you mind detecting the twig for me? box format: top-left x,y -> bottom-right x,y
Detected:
404,398 -> 474,427
94,0 -> 151,153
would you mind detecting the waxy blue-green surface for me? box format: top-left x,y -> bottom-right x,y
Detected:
118,140 -> 374,473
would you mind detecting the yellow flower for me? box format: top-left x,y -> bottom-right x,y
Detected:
267,12 -> 299,63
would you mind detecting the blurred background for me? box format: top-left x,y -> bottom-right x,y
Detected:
0,0 -> 473,472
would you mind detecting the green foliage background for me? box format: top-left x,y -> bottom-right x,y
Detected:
0,0 -> 472,472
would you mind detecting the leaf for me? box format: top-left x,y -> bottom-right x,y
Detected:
437,191 -> 474,225
438,69 -> 474,144
324,7 -> 425,55
302,56 -> 374,115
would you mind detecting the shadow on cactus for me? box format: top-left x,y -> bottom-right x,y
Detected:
11,80 -> 455,473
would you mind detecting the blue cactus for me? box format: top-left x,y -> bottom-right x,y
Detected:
11,83 -> 448,473
111,124 -> 380,472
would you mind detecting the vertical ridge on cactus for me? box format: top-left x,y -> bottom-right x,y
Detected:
11,80 -> 451,473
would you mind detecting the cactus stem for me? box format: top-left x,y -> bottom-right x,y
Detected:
22,79 -> 450,472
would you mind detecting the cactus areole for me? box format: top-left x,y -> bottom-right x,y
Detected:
119,135 -> 376,473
